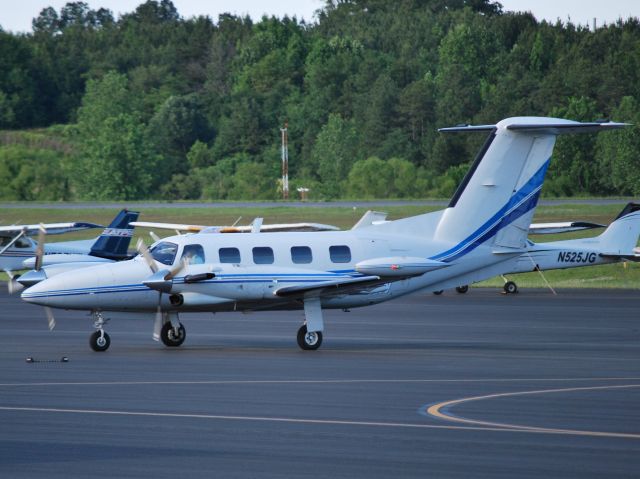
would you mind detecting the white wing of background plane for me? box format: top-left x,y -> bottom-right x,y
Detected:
130,219 -> 340,234
0,222 -> 103,237
528,221 -> 605,234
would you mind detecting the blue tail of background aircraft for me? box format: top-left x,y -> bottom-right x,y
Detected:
90,209 -> 140,260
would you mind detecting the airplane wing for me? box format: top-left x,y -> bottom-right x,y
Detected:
273,275 -> 382,298
0,222 -> 103,237
130,221 -> 339,233
600,253 -> 640,262
528,221 -> 605,235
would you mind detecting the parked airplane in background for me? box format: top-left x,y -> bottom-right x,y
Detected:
432,203 -> 640,294
13,209 -> 139,291
1,220 -> 102,273
498,202 -> 640,293
21,117 -> 626,352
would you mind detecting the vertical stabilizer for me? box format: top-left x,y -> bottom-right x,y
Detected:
592,202 -> 640,255
89,209 -> 139,260
432,118 -> 626,261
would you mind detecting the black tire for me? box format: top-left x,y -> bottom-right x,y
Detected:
297,325 -> 323,351
160,322 -> 186,347
455,285 -> 469,294
504,281 -> 518,294
89,331 -> 110,352
432,290 -> 444,295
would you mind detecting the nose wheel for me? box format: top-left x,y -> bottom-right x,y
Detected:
89,311 -> 110,351
160,322 -> 186,347
89,330 -> 111,352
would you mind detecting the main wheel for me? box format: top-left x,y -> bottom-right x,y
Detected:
504,281 -> 518,294
455,285 -> 469,294
89,331 -> 110,352
160,322 -> 186,347
432,290 -> 443,295
297,325 -> 323,351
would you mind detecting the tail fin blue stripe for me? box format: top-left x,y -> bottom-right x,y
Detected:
431,159 -> 550,262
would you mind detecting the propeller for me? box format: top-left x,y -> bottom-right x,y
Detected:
7,270 -> 24,294
45,306 -> 56,330
34,225 -> 56,329
34,224 -> 46,272
136,238 -> 186,340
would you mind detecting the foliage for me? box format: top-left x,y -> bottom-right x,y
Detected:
1,0 -> 640,200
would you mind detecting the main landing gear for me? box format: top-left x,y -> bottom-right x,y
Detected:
297,297 -> 324,351
503,281 -> 518,294
90,311 -> 110,352
501,275 -> 518,294
297,324 -> 323,350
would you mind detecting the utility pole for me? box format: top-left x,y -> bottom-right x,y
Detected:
281,122 -> 289,200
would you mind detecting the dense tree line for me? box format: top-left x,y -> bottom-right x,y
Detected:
1,0 -> 640,200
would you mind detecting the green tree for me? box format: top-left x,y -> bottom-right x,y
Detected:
74,72 -> 160,199
596,96 -> 640,195
311,114 -> 361,198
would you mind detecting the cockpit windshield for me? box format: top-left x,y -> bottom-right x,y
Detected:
149,241 -> 178,266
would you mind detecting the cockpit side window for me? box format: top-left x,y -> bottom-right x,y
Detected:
149,241 -> 178,265
15,238 -> 31,248
181,244 -> 205,264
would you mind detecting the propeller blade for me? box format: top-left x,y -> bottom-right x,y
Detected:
153,306 -> 163,341
7,271 -> 24,294
45,306 -> 56,330
165,258 -> 187,281
149,231 -> 160,242
34,224 -> 46,271
136,238 -> 158,273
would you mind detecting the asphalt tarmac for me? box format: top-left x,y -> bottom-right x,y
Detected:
0,287 -> 639,478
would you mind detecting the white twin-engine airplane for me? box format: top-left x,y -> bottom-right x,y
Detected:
21,117 -> 626,352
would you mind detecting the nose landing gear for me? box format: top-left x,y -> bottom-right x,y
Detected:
89,311 -> 110,352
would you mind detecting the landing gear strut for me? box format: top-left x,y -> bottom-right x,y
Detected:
90,311 -> 110,352
297,297 -> 324,351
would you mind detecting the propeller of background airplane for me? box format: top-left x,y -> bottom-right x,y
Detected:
14,225 -> 56,329
136,238 -> 186,340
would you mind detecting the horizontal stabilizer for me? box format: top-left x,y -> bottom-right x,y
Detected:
506,122 -> 628,134
600,253 -> 640,262
529,221 -> 605,235
440,120 -> 628,135
438,124 -> 496,133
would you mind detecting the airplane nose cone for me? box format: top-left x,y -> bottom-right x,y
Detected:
18,269 -> 47,288
21,278 -> 52,306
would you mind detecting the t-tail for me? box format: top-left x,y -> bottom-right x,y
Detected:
430,117 -> 627,261
90,209 -> 140,260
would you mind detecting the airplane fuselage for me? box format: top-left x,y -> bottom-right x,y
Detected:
22,227 -> 521,313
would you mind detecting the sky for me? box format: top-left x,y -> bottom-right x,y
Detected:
1,0 -> 639,33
